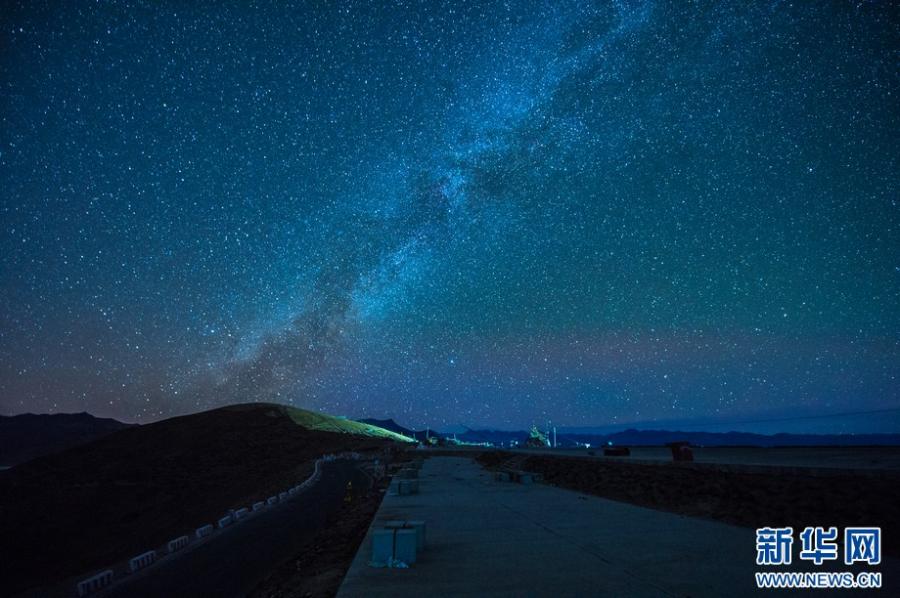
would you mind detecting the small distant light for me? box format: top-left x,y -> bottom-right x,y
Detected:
607,441 -> 613,446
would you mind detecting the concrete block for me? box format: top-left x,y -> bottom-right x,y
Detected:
195,524 -> 214,539
371,529 -> 395,566
394,529 -> 417,564
384,520 -> 406,529
494,471 -> 511,482
252,501 -> 265,512
406,520 -> 426,551
128,549 -> 157,573
76,569 -> 113,596
217,514 -> 233,529
167,534 -> 190,553
519,473 -> 534,484
267,496 -> 278,506
234,507 -> 250,520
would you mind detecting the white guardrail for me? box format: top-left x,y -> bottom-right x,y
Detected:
72,452 -> 360,596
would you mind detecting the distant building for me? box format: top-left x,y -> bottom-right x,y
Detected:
525,425 -> 550,448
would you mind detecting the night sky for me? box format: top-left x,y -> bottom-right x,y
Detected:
1,1 -> 897,432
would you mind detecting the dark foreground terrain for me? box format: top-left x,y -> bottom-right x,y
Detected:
478,450 -> 900,557
249,473 -> 391,598
0,404 -> 398,595
103,459 -> 378,598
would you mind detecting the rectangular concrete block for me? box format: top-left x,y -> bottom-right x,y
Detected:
394,529 -> 417,564
371,529 -> 395,566
519,473 -> 534,484
252,501 -> 265,512
267,496 -> 278,505
234,507 -> 250,520
195,524 -> 214,538
217,514 -> 233,529
128,549 -> 157,573
406,520 -> 426,551
494,471 -> 511,482
167,534 -> 190,553
384,520 -> 406,529
76,569 -> 113,596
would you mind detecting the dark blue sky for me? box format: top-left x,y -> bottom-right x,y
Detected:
1,1 -> 897,431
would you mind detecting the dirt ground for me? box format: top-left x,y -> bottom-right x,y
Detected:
249,474 -> 391,598
478,450 -> 900,557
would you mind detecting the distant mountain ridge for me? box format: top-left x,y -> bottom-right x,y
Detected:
360,418 -> 900,447
452,427 -> 900,447
359,418 -> 900,448
0,412 -> 135,467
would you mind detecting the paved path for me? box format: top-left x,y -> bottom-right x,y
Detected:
338,457 -> 898,597
102,460 -> 367,598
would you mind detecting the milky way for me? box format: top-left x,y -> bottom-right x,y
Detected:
1,1 -> 897,431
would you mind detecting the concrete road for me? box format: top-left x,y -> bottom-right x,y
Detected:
104,460 -> 367,598
338,457 -> 899,597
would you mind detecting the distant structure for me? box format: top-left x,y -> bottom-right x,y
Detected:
525,425 -> 550,448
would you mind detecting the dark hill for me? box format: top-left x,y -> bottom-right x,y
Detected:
0,403 -> 402,595
0,412 -> 135,467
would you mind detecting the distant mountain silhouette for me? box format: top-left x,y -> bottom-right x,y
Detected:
0,412 -> 135,466
453,427 -> 900,447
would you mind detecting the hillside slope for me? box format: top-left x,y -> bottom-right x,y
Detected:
358,417 -> 440,443
286,407 -> 414,443
0,403 -> 406,595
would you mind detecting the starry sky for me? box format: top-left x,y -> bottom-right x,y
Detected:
1,1 -> 898,432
